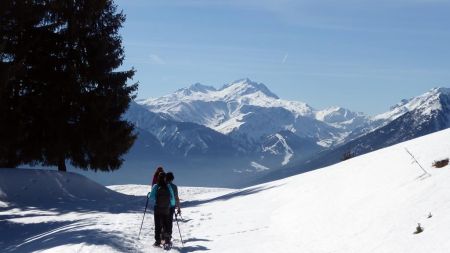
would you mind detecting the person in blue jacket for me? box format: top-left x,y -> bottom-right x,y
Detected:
165,172 -> 181,235
148,172 -> 175,247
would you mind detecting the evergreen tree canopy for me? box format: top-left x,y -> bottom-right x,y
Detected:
0,0 -> 137,171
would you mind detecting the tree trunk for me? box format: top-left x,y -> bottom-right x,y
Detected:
58,159 -> 67,172
5,150 -> 18,168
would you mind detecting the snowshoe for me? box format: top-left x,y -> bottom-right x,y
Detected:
163,242 -> 172,251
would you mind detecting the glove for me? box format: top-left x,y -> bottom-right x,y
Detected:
147,192 -> 151,199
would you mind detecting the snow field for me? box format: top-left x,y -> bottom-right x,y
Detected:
173,128 -> 450,252
0,171 -> 234,252
1,128 -> 450,252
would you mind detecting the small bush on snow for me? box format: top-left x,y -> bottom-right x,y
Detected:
413,223 -> 424,234
432,158 -> 449,168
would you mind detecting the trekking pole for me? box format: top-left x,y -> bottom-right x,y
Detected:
175,213 -> 184,246
405,148 -> 430,176
138,197 -> 149,240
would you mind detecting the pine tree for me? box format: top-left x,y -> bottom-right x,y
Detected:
0,0 -> 137,172
0,0 -> 44,168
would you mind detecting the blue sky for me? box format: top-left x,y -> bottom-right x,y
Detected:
115,0 -> 450,115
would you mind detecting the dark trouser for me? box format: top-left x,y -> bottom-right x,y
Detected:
154,206 -> 172,243
169,207 -> 175,235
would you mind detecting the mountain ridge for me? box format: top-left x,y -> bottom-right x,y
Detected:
138,78 -> 369,147
120,80 -> 450,187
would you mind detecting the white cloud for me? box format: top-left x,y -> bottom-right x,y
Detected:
282,53 -> 288,64
149,54 -> 166,65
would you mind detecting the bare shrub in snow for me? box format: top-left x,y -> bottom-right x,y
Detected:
432,158 -> 449,168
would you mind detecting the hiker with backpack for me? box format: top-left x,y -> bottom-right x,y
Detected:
166,172 -> 181,232
148,172 -> 175,248
151,166 -> 164,186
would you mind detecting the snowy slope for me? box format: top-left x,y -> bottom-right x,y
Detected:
177,128 -> 450,252
0,169 -> 126,205
0,169 -> 135,252
1,129 -> 450,252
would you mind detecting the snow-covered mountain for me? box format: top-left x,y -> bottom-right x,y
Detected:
375,87 -> 450,122
125,101 -> 238,158
140,79 -> 305,131
124,80 -> 449,186
257,87 -> 450,184
138,78 -> 368,146
118,101 -> 258,187
316,106 -> 369,132
118,80 -> 350,186
121,102 -> 327,187
2,128 -> 450,252
261,130 -> 323,167
115,78 -> 450,188
346,87 -> 450,154
346,87 -> 450,142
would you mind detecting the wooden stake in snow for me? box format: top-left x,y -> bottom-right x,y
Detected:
405,148 -> 431,177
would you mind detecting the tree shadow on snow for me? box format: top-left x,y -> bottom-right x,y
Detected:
0,183 -> 281,252
0,219 -> 136,253
0,195 -> 152,253
4,193 -> 148,215
182,184 -> 283,208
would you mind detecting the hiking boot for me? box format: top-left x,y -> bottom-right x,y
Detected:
163,241 -> 172,250
153,241 -> 161,247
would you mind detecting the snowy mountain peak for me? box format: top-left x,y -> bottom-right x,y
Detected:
316,106 -> 348,121
414,86 -> 449,102
431,87 -> 450,97
173,82 -> 216,97
315,106 -> 367,128
219,78 -> 279,100
188,83 -> 217,93
374,86 -> 450,121
422,87 -> 450,98
390,99 -> 411,111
